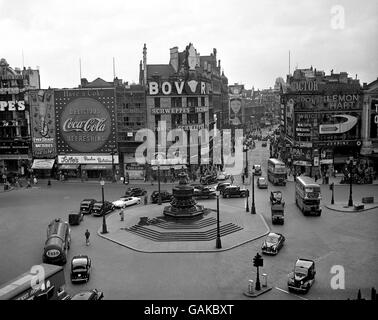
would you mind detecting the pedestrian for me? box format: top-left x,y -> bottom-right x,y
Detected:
242,174 -> 245,184
119,209 -> 124,221
314,173 -> 318,182
120,176 -> 124,184
230,174 -> 234,185
33,176 -> 38,185
85,229 -> 90,246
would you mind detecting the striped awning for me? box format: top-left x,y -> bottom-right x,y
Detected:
59,164 -> 80,170
32,159 -> 55,169
81,164 -> 112,170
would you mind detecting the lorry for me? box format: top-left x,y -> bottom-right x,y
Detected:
271,203 -> 284,224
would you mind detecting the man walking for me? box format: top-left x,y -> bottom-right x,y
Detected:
119,209 -> 124,222
85,229 -> 90,246
230,174 -> 234,185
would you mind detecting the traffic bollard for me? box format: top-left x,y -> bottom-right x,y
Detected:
262,273 -> 267,287
248,280 -> 255,294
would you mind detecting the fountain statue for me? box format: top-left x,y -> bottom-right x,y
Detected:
163,171 -> 205,218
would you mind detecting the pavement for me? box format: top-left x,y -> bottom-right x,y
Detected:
97,201 -> 270,253
325,202 -> 378,213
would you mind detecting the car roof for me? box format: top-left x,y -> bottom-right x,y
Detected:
296,259 -> 314,268
267,232 -> 281,238
71,291 -> 95,300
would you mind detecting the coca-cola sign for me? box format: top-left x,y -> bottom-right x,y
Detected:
56,89 -> 116,153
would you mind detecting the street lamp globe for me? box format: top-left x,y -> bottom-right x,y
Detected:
100,179 -> 105,186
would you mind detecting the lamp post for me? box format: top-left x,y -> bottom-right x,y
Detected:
100,179 -> 108,234
158,163 -> 162,205
216,190 -> 222,249
246,188 -> 250,212
330,182 -> 335,205
251,167 -> 256,214
243,145 -> 249,178
347,157 -> 356,207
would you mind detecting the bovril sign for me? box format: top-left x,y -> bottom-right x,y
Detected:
148,80 -> 211,95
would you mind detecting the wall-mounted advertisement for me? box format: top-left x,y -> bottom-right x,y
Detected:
229,98 -> 242,125
54,89 -> 117,154
29,89 -> 56,158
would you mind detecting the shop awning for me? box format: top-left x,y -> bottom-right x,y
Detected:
32,159 -> 55,170
81,164 -> 112,170
151,165 -> 187,171
59,164 -> 80,170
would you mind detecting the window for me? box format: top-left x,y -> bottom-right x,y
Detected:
201,97 -> 205,106
154,97 -> 160,108
187,113 -> 198,124
171,114 -> 182,127
187,97 -> 198,107
171,97 -> 182,108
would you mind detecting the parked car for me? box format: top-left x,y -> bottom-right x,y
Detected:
262,142 -> 267,147
68,211 -> 84,226
200,174 -> 218,185
151,191 -> 173,203
216,182 -> 231,194
125,187 -> 147,197
288,259 -> 316,293
112,196 -> 141,208
70,289 -> 104,300
217,172 -> 230,181
261,232 -> 285,255
270,191 -> 285,205
92,201 -> 115,216
70,255 -> 91,283
79,199 -> 97,215
193,186 -> 216,199
253,164 -> 262,176
222,186 -> 248,198
257,177 -> 268,189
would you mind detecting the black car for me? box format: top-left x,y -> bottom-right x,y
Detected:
222,186 -> 248,198
253,165 -> 262,176
262,142 -> 267,147
70,289 -> 104,300
216,182 -> 231,194
200,174 -> 218,185
68,211 -> 84,226
79,199 -> 97,215
71,255 -> 91,283
92,201 -> 114,216
151,191 -> 173,203
288,259 -> 316,293
193,186 -> 216,199
261,232 -> 285,255
125,187 -> 147,197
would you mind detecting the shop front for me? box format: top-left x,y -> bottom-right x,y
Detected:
31,159 -> 55,178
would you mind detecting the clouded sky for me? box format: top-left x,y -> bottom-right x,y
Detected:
1,0 -> 377,89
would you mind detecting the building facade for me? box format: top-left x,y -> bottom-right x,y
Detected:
280,68 -> 363,176
0,58 -> 40,178
140,43 -> 228,178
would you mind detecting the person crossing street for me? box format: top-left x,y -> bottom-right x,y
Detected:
85,229 -> 90,246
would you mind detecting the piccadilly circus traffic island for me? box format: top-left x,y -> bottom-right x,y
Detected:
0,34 -> 378,301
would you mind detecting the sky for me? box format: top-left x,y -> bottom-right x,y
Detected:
1,0 -> 377,90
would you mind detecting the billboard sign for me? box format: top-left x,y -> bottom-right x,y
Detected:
55,89 -> 117,154
29,90 -> 57,158
370,99 -> 378,139
229,98 -> 242,125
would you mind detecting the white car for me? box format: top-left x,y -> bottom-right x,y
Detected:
217,172 -> 231,181
112,196 -> 141,208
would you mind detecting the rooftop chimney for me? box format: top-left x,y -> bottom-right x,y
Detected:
169,46 -> 179,73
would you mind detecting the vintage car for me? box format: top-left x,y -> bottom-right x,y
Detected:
216,182 -> 231,194
125,187 -> 147,197
288,259 -> 316,293
257,177 -> 268,189
68,211 -> 84,226
92,201 -> 115,217
193,186 -> 216,199
262,142 -> 267,147
70,255 -> 91,283
261,232 -> 285,255
222,186 -> 248,198
70,289 -> 104,300
253,164 -> 262,176
200,174 -> 218,185
217,172 -> 231,181
79,199 -> 97,215
112,196 -> 141,208
271,203 -> 284,224
270,191 -> 285,205
151,191 -> 173,203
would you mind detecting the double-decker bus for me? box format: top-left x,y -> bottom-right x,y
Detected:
267,158 -> 287,186
295,176 -> 322,216
0,263 -> 68,300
